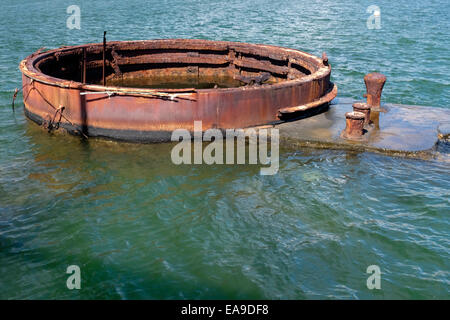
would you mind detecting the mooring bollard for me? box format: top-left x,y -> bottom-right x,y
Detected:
352,102 -> 371,126
364,72 -> 386,110
343,111 -> 365,139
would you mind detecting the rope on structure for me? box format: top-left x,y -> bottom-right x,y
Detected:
12,88 -> 19,112
28,82 -> 89,139
45,102 -> 88,139
79,90 -> 196,101
47,105 -> 65,132
11,81 -> 32,112
21,73 -> 197,101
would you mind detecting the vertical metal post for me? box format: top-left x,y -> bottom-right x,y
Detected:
103,31 -> 107,86
82,47 -> 87,84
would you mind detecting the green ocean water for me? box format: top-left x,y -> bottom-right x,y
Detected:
0,0 -> 449,299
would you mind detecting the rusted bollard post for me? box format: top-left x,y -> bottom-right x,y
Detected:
342,111 -> 365,139
364,72 -> 386,110
352,102 -> 371,126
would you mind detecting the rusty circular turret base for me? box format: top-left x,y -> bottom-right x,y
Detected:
19,39 -> 337,142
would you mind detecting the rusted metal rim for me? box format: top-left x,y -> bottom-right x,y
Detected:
277,83 -> 337,116
20,39 -> 332,94
19,39 -> 337,142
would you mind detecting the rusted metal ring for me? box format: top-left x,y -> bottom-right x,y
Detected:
19,39 -> 337,142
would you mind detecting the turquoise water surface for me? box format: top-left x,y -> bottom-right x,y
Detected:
0,0 -> 449,299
